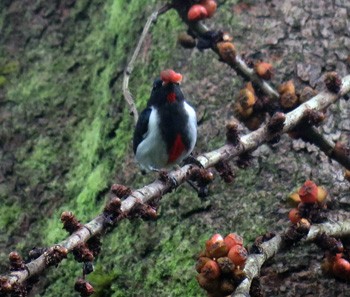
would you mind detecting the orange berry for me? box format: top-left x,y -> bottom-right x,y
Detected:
224,233 -> 243,250
227,245 -> 248,268
200,0 -> 217,18
333,258 -> 350,278
196,257 -> 211,273
317,186 -> 328,204
160,69 -> 182,84
254,61 -> 274,80
205,234 -> 228,258
216,42 -> 236,64
234,103 -> 253,119
201,259 -> 221,280
246,82 -> 256,95
278,80 -> 295,95
279,92 -> 298,109
288,192 -> 301,206
187,4 -> 208,21
237,88 -> 256,109
288,208 -> 301,224
205,234 -> 224,250
298,180 -> 318,204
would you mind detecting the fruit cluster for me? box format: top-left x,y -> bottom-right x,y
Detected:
187,0 -> 217,22
288,180 -> 328,225
196,233 -> 248,296
318,234 -> 350,282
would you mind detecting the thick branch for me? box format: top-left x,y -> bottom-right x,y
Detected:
232,220 -> 350,297
2,75 -> 350,290
299,126 -> 350,170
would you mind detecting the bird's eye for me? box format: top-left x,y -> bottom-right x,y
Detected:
152,78 -> 163,89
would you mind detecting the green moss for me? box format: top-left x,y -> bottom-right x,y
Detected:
0,203 -> 21,228
0,75 -> 6,87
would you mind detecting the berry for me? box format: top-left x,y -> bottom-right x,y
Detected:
200,0 -> 217,18
201,259 -> 221,280
196,257 -> 211,273
227,245 -> 248,268
298,180 -> 318,204
254,61 -> 274,80
224,233 -> 243,250
187,4 -> 208,21
289,208 -> 301,224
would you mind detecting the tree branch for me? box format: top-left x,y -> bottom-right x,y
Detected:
232,220 -> 350,297
172,7 -> 350,170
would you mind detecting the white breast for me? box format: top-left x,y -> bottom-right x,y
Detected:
135,107 -> 168,171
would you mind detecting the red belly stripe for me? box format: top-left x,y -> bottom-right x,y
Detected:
168,134 -> 185,163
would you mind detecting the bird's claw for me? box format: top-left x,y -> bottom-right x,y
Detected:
183,155 -> 203,168
158,169 -> 178,189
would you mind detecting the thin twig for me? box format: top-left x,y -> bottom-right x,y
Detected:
300,126 -> 350,170
1,76 -> 349,291
122,3 -> 172,125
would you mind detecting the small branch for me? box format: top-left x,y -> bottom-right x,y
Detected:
232,220 -> 350,297
180,20 -> 280,100
122,4 -> 172,125
2,75 -> 350,291
299,126 -> 350,170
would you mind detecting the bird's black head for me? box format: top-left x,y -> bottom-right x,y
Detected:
147,78 -> 185,107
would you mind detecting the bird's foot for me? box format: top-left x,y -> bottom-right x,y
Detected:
183,155 -> 203,168
157,169 -> 178,189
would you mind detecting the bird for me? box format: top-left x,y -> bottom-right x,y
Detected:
133,69 -> 197,173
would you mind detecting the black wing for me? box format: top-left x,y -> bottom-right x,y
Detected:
133,107 -> 152,154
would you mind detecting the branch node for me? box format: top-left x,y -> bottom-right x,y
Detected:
61,211 -> 83,234
267,112 -> 285,134
74,278 -> 94,297
324,72 -> 342,93
9,252 -> 26,272
226,120 -> 240,145
44,245 -> 68,267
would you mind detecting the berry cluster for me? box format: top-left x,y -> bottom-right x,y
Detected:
288,180 -> 328,225
315,233 -> 350,281
187,0 -> 217,22
322,251 -> 350,281
196,233 -> 248,296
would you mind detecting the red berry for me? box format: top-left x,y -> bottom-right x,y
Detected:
200,0 -> 217,17
288,208 -> 301,224
160,69 -> 182,84
298,180 -> 318,204
224,233 -> 243,250
205,234 -> 224,251
187,4 -> 208,21
227,245 -> 248,268
205,233 -> 228,259
201,259 -> 221,280
333,258 -> 350,278
196,257 -> 211,273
